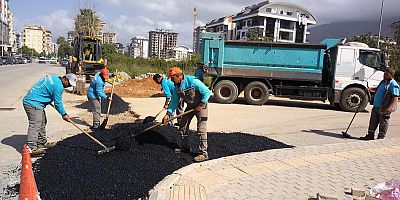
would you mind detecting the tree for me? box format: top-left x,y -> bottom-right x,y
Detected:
56,36 -> 72,59
101,43 -> 117,57
74,8 -> 102,37
246,29 -> 273,42
18,45 -> 39,57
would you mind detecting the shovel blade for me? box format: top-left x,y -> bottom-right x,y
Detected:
99,118 -> 109,130
143,116 -> 156,124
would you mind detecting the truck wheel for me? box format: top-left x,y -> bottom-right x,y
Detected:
339,87 -> 368,112
244,81 -> 270,105
213,80 -> 238,104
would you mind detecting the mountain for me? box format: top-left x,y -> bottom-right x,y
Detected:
308,16 -> 399,43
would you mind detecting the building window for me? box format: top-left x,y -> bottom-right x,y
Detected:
287,12 -> 292,16
279,31 -> 293,41
280,20 -> 295,30
280,10 -> 284,15
266,8 -> 272,13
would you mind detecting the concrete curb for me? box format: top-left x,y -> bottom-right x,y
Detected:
148,163 -> 202,200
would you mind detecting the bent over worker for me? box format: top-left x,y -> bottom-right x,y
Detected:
23,74 -> 76,155
163,67 -> 211,162
87,67 -> 114,129
153,74 -> 175,109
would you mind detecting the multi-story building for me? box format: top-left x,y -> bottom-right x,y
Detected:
7,9 -> 15,53
393,21 -> 400,46
67,31 -> 78,45
206,1 -> 317,43
193,26 -> 206,53
15,31 -> 21,49
0,0 -> 10,55
115,42 -> 124,54
148,29 -> 177,59
23,25 -> 44,53
103,32 -> 117,44
51,43 -> 58,56
23,25 -> 52,54
128,36 -> 149,58
172,45 -> 193,61
43,29 -> 52,54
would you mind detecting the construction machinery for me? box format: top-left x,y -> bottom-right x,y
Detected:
66,36 -> 105,81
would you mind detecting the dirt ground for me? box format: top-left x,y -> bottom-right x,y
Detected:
107,77 -> 163,98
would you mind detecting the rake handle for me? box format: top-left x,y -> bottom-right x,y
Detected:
154,108 -> 165,118
135,109 -> 195,137
68,120 -> 108,149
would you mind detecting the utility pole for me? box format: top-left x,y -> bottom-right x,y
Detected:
377,0 -> 385,49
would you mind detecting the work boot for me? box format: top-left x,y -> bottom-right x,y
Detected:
193,153 -> 209,162
174,147 -> 190,154
359,134 -> 375,140
377,134 -> 385,139
29,146 -> 46,156
91,122 -> 100,130
37,142 -> 57,149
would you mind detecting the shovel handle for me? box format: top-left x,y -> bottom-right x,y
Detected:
105,69 -> 117,118
68,120 -> 108,149
135,109 -> 195,137
154,108 -> 165,118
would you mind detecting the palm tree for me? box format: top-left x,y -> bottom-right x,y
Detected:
74,8 -> 102,37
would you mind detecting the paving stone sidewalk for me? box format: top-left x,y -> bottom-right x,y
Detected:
149,138 -> 400,200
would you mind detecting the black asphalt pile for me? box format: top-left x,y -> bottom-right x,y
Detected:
75,94 -> 129,115
33,124 -> 292,199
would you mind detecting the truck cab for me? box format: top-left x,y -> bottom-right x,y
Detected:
330,42 -> 386,111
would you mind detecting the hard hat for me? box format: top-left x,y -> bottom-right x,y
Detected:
168,67 -> 182,78
101,68 -> 110,79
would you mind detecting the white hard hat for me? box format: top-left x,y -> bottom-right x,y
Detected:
65,73 -> 77,87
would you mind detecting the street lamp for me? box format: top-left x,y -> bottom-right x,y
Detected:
377,0 -> 385,49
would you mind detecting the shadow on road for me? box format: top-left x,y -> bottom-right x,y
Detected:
33,123 -> 293,199
302,129 -> 346,139
70,117 -> 91,127
75,94 -> 129,115
1,134 -> 26,154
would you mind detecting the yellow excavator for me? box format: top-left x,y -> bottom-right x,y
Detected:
66,36 -> 105,81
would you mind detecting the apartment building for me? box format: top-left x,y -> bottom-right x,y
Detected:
193,26 -> 206,53
23,25 -> 52,54
206,1 -> 317,43
148,29 -> 177,59
128,36 -> 149,58
103,32 -> 117,44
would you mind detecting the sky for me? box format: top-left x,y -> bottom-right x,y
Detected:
12,0 -> 400,47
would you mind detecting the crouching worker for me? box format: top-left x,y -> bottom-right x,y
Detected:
153,74 -> 175,110
87,67 -> 114,130
23,74 -> 76,155
162,67 -> 211,162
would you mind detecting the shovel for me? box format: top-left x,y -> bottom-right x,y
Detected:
100,69 -> 117,130
142,108 -> 165,124
68,119 -> 115,155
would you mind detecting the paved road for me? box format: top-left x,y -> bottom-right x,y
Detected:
0,63 -> 65,107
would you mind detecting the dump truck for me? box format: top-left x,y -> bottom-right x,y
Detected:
66,36 -> 105,81
200,32 -> 387,112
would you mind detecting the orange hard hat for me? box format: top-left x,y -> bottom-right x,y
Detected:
101,67 -> 109,79
168,67 -> 182,78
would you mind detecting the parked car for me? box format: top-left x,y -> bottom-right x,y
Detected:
30,56 -> 39,63
60,59 -> 69,67
38,57 -> 50,64
1,56 -> 14,65
50,58 -> 58,64
16,57 -> 28,64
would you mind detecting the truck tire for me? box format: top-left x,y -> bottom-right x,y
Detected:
339,87 -> 368,112
244,81 -> 270,105
213,80 -> 238,104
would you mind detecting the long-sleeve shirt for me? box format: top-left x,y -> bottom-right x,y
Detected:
167,75 -> 211,114
87,72 -> 112,100
195,67 -> 204,81
161,77 -> 175,99
23,75 -> 67,116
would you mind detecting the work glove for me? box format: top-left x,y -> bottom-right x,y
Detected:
62,114 -> 71,122
162,115 -> 170,124
108,96 -> 113,102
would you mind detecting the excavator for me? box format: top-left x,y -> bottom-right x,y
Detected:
66,36 -> 105,81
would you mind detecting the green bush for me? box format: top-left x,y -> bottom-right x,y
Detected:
106,53 -> 200,78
